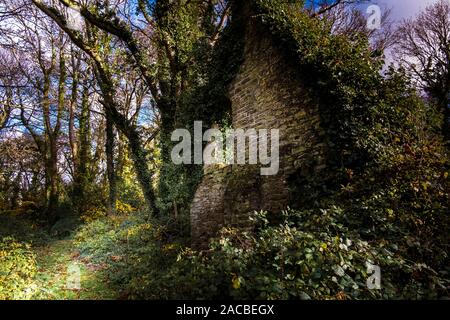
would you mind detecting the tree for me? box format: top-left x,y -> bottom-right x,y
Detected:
6,7 -> 69,221
72,72 -> 94,214
396,0 -> 450,139
31,0 -> 160,215
30,0 -> 229,217
0,49 -> 22,132
321,2 -> 394,52
0,134 -> 43,210
1,1 -> 106,219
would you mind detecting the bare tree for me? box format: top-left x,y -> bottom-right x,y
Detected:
0,54 -> 13,131
31,0 -> 160,215
321,2 -> 394,53
2,5 -> 70,220
29,0 -> 230,216
396,0 -> 450,138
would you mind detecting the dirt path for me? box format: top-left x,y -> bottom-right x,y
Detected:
32,238 -> 117,300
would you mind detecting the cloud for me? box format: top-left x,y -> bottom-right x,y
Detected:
377,0 -> 441,22
360,0 -> 442,67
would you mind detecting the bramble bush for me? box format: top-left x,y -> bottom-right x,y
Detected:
73,197 -> 448,300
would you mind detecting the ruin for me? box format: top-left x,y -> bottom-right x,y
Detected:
190,8 -> 328,248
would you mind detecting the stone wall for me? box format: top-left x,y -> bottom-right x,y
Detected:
190,18 -> 327,249
190,164 -> 229,246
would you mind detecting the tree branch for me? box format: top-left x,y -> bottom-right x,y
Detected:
58,0 -> 161,102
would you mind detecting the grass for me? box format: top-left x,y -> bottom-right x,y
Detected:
0,215 -> 118,300
33,238 -> 117,300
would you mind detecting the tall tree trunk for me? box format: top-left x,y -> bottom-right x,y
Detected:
46,46 -> 66,222
105,111 -> 117,215
46,142 -> 59,221
125,124 -> 158,215
74,81 -> 91,214
159,99 -> 176,164
95,69 -> 159,216
69,52 -> 79,180
42,71 -> 58,222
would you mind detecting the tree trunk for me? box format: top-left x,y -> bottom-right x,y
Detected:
105,111 -> 117,215
46,142 -> 59,221
69,60 -> 79,180
95,67 -> 159,216
125,125 -> 158,215
74,82 -> 91,214
42,71 -> 58,222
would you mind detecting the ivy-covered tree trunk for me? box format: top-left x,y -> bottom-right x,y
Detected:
105,111 -> 117,215
46,141 -> 59,222
124,123 -> 158,216
44,48 -> 66,222
74,81 -> 91,214
95,69 -> 159,216
159,98 -> 176,164
69,51 -> 79,182
42,69 -> 59,222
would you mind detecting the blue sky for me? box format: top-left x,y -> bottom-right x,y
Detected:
368,0 -> 443,66
372,0 -> 442,22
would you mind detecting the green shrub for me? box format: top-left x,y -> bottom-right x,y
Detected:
116,200 -> 136,216
80,207 -> 107,223
74,217 -> 120,263
72,211 -> 182,299
69,1 -> 449,301
126,209 -> 445,300
73,203 -> 448,300
0,237 -> 39,299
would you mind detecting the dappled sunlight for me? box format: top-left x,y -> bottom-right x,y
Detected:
0,0 -> 449,301
0,215 -> 116,300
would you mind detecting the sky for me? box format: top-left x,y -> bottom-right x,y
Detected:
374,0 -> 442,22
360,0 -> 444,66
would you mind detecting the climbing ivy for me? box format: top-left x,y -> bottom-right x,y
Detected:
157,0 -> 247,219
252,0 -> 385,167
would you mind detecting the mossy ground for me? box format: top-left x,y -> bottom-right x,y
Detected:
33,238 -> 117,300
0,215 -> 117,300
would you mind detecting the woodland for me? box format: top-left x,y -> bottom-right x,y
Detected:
0,0 -> 449,300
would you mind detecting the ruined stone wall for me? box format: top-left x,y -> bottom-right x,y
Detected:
190,20 -> 327,248
190,164 -> 230,246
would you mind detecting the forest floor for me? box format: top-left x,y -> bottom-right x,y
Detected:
0,215 -> 118,300
32,238 -> 117,300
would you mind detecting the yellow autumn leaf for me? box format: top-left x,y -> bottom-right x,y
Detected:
232,275 -> 241,289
